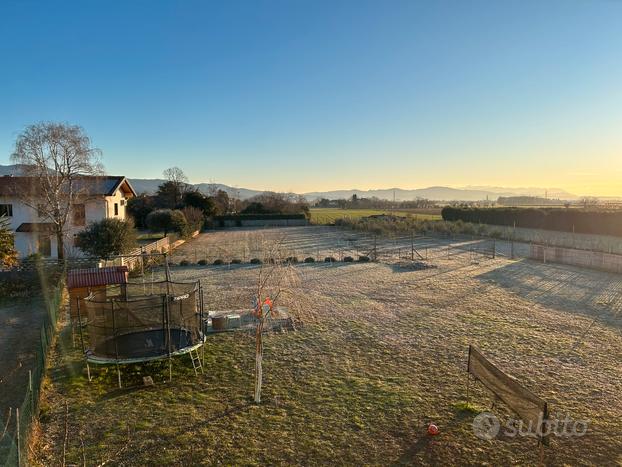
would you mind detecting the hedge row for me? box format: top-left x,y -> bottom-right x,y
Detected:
215,213 -> 308,221
441,207 -> 622,237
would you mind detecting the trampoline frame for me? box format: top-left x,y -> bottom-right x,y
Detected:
77,277 -> 206,387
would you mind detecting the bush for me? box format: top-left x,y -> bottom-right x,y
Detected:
324,257 -> 336,263
213,259 -> 224,265
304,257 -> 316,263
146,209 -> 188,236
179,259 -> 189,266
250,258 -> 262,264
75,218 -> 138,259
197,259 -> 207,265
180,206 -> 204,235
230,258 -> 242,264
0,215 -> 18,268
285,256 -> 299,264
343,256 -> 354,262
358,255 -> 371,262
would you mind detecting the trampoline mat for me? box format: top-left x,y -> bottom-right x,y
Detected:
92,328 -> 196,360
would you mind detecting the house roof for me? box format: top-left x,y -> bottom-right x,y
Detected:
0,176 -> 136,198
67,266 -> 129,289
15,222 -> 56,233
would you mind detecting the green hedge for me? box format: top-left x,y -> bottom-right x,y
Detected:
442,207 -> 622,237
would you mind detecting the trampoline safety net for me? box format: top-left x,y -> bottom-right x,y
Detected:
82,281 -> 204,364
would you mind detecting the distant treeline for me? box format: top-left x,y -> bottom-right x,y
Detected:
496,196 -> 566,207
313,196 -> 437,210
442,207 -> 622,237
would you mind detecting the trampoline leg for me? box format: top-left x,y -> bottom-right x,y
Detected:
169,358 -> 173,382
117,364 -> 122,389
86,362 -> 92,382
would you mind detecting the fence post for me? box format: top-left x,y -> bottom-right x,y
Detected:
16,407 -> 20,467
29,370 -> 33,421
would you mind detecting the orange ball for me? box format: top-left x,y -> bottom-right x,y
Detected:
427,423 -> 440,436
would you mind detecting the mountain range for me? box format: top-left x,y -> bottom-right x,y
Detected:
0,164 -> 577,201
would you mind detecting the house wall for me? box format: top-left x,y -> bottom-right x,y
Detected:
0,194 -> 54,257
1,187 -> 131,259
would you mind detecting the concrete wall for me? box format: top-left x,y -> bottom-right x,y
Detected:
530,244 -> 622,274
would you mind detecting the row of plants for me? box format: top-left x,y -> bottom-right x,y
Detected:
174,255 -> 372,267
334,216 -> 502,238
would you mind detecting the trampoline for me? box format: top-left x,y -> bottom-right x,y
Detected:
79,280 -> 205,369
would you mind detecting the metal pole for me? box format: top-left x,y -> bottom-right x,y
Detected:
111,300 -> 121,389
29,371 -> 33,420
466,345 -> 472,406
16,407 -> 20,467
166,294 -> 173,382
200,284 -> 205,366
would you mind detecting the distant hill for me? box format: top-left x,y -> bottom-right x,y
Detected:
0,164 -> 32,176
128,178 -> 263,199
302,186 -> 577,202
462,185 -> 576,200
0,164 -> 578,202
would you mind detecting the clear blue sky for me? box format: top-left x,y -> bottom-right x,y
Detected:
1,0 -> 621,195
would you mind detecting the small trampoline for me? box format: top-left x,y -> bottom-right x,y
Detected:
80,281 -> 205,366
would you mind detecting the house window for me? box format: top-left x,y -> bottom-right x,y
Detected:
114,203 -> 119,216
120,199 -> 126,206
38,234 -> 51,257
0,204 -> 13,217
73,204 -> 86,226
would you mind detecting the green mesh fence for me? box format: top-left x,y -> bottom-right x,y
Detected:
1,284 -> 62,467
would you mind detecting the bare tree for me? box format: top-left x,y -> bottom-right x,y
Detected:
251,237 -> 300,403
10,122 -> 103,259
161,167 -> 189,206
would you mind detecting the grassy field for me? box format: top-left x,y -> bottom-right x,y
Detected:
309,208 -> 441,224
31,229 -> 622,465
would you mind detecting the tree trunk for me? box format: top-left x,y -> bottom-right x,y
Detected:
254,320 -> 264,404
56,229 -> 65,260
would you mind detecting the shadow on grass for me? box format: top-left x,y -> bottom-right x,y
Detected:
119,399 -> 253,464
393,402 -> 484,465
476,258 -> 622,329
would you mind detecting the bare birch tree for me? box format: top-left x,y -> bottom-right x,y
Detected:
10,122 -> 103,259
251,237 -> 300,404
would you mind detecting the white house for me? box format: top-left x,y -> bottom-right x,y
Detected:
0,175 -> 136,259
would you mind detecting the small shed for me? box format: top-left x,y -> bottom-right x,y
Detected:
67,266 -> 129,320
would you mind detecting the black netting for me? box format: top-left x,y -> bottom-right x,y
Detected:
468,346 -> 547,431
82,281 -> 204,363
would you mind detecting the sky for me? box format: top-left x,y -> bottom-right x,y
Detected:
0,0 -> 621,196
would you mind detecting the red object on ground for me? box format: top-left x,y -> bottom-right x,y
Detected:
427,423 -> 440,436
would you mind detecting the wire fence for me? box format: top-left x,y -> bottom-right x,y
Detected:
0,284 -> 63,467
167,232 -> 498,267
